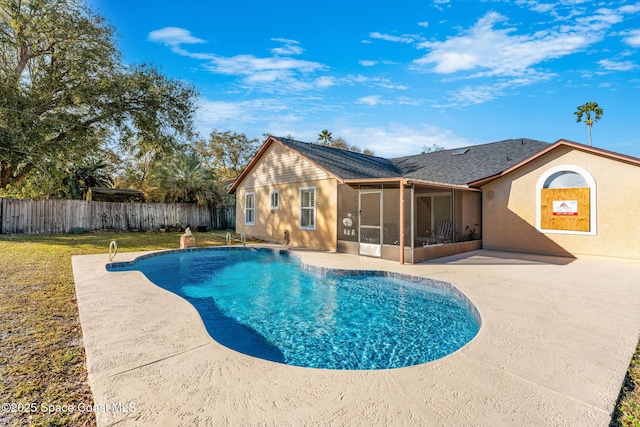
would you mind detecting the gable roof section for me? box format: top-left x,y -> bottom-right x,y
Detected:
391,138 -> 550,186
276,137 -> 402,180
228,136 -> 401,194
468,139 -> 640,187
229,136 -> 552,194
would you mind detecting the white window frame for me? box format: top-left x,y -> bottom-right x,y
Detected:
535,164 -> 596,236
299,186 -> 316,230
245,192 -> 255,226
270,190 -> 280,210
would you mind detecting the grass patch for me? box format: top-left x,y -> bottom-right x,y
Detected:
612,338 -> 640,427
0,230 -> 244,427
0,231 -> 639,426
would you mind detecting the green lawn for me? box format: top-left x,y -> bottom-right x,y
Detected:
0,231 -> 240,427
0,232 -> 638,426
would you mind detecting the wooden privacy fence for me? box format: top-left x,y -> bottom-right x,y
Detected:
0,198 -> 236,234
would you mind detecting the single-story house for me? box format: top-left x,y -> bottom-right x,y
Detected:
228,136 -> 640,263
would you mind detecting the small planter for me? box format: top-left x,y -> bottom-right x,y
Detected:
71,227 -> 84,234
197,225 -> 207,232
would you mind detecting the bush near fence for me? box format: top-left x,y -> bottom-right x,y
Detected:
0,198 -> 236,234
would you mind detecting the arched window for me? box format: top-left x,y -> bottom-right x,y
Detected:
536,165 -> 596,235
543,171 -> 588,189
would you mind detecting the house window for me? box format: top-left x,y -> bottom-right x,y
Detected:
245,192 -> 255,226
536,165 -> 596,235
299,187 -> 316,230
270,190 -> 279,210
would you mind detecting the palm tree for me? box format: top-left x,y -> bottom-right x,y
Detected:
574,102 -> 603,146
148,151 -> 219,205
63,157 -> 115,199
317,129 -> 333,146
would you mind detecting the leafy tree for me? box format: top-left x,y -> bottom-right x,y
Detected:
0,152 -> 116,199
0,0 -> 197,191
574,102 -> 603,146
147,150 -> 220,205
322,135 -> 373,155
331,136 -> 349,150
317,129 -> 333,146
194,129 -> 260,179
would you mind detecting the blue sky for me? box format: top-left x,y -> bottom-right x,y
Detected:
90,0 -> 640,158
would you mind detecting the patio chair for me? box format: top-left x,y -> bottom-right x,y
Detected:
426,221 -> 452,245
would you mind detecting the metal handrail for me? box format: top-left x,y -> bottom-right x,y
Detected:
109,240 -> 118,262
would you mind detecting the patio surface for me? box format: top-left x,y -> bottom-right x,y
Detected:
72,248 -> 640,427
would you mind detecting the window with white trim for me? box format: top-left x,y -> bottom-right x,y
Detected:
245,192 -> 255,225
299,187 -> 316,230
270,190 -> 279,210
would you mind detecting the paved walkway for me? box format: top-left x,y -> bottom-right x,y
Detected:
72,248 -> 640,426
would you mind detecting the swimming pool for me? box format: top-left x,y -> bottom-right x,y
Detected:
108,247 -> 480,370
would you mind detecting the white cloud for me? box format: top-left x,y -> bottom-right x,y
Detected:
531,3 -> 555,13
439,72 -> 554,107
197,98 -> 470,158
413,10 -> 615,77
337,124 -> 469,158
514,0 -> 555,13
148,29 -> 329,92
359,60 -> 378,67
598,59 -> 637,71
622,29 -> 640,47
270,38 -> 304,56
204,54 -> 325,76
418,21 -> 429,28
619,3 -> 640,14
432,0 -> 451,11
370,32 -> 420,44
357,95 -> 384,105
147,27 -> 205,46
341,74 -> 408,91
196,98 -> 295,136
314,76 -> 337,88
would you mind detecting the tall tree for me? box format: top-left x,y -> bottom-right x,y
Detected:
0,0 -> 197,190
574,102 -> 603,146
317,129 -> 333,146
194,129 -> 260,179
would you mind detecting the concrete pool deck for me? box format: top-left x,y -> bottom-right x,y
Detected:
72,248 -> 640,426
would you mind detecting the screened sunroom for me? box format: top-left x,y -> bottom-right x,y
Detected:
336,180 -> 482,263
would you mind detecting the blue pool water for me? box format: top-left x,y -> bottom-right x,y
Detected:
108,248 -> 480,370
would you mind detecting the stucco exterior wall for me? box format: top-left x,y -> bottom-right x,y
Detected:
235,143 -> 338,251
481,146 -> 640,260
458,190 -> 482,239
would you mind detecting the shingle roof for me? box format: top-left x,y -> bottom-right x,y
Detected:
391,138 -> 551,185
275,137 -> 402,179
273,137 -> 550,186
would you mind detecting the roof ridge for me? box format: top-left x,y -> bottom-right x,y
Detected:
390,138 -> 550,160
272,136 -> 391,161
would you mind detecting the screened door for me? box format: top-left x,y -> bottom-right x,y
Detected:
359,191 -> 382,257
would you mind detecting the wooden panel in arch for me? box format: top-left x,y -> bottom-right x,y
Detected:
540,188 -> 590,232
